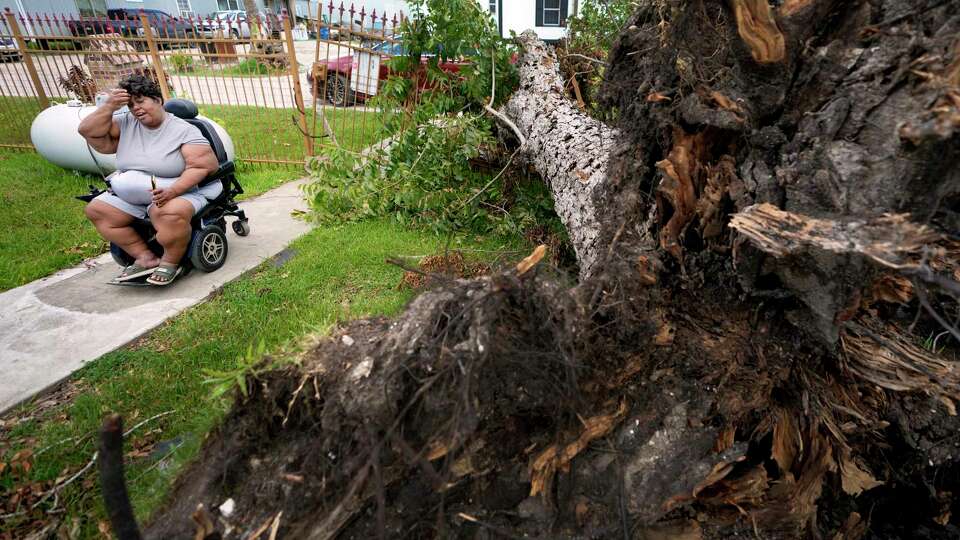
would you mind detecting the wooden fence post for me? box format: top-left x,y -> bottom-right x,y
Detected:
283,15 -> 314,158
4,9 -> 49,109
139,13 -> 171,101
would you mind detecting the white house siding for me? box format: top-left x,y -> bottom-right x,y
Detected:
184,0 -> 223,17
0,0 -> 82,20
105,0 -> 263,18
0,0 -> 82,37
106,0 -> 213,17
479,0 -> 573,42
0,0 -> 81,17
2,0 -> 198,18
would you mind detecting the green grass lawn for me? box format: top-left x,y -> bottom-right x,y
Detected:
201,103 -> 382,161
0,219 -> 521,538
0,149 -> 301,292
0,151 -> 107,291
0,96 -> 41,147
0,97 -> 380,159
169,57 -> 287,78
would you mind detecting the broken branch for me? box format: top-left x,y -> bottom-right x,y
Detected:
485,46 -> 527,146
730,203 -> 939,269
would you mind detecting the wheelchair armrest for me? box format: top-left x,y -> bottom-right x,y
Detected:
203,162 -> 235,185
75,185 -> 106,203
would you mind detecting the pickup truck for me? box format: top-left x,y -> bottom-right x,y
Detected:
67,8 -> 195,43
0,37 -> 21,62
194,10 -> 282,40
308,40 -> 468,107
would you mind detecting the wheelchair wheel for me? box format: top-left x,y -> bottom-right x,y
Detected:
190,226 -> 228,272
110,243 -> 135,268
232,220 -> 250,237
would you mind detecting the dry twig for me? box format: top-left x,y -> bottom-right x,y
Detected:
30,410 -> 174,512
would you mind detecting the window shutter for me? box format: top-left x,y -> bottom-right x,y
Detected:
536,0 -> 543,27
560,0 -> 568,26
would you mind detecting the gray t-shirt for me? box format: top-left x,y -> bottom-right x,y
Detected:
115,111 -> 210,178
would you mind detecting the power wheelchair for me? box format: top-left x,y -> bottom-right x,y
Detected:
78,99 -> 250,277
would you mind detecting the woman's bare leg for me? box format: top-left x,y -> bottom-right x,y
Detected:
149,199 -> 194,267
85,200 -> 160,268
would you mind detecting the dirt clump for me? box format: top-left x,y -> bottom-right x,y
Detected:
398,251 -> 491,290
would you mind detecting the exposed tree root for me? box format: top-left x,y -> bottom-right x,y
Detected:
131,1 -> 960,539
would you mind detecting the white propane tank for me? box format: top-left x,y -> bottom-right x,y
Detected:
30,101 -> 235,175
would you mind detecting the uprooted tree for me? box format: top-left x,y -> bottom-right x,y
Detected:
131,1 -> 960,538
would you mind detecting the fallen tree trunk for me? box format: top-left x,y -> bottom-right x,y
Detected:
504,32 -> 621,277
140,1 -> 960,538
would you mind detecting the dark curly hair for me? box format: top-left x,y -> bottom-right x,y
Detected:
118,73 -> 163,103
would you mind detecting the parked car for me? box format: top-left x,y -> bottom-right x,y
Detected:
67,8 -> 195,42
195,10 -> 282,39
0,37 -> 22,62
308,40 -> 469,107
196,10 -> 247,38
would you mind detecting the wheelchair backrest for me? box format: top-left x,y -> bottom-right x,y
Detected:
163,99 -> 228,165
186,119 -> 228,165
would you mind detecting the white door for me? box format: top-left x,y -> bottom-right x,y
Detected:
351,51 -> 380,96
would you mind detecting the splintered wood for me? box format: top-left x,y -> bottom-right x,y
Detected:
730,0 -> 786,63
656,129 -> 742,261
947,39 -> 960,86
529,401 -> 627,498
516,244 -> 547,276
673,410 -> 882,531
838,452 -> 883,496
730,203 -> 939,268
772,408 -> 800,475
841,320 -> 960,401
779,0 -> 815,17
656,131 -> 703,261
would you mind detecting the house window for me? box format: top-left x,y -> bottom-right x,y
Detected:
176,0 -> 193,17
542,0 -> 561,26
218,0 -> 242,10
76,0 -> 107,16
488,0 -> 496,14
536,0 -> 567,27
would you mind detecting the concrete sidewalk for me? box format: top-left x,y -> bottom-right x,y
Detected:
0,179 -> 312,414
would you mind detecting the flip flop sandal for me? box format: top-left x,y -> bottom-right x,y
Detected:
108,278 -> 151,287
112,263 -> 157,283
146,265 -> 183,286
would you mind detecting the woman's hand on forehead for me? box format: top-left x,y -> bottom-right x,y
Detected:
105,88 -> 130,111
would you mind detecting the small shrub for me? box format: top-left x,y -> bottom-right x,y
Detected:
247,41 -> 288,70
58,65 -> 97,102
226,57 -> 283,76
567,0 -> 637,53
561,0 -> 637,114
307,0 -> 562,243
169,53 -> 194,73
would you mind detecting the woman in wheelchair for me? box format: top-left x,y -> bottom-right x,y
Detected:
78,75 -> 219,286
